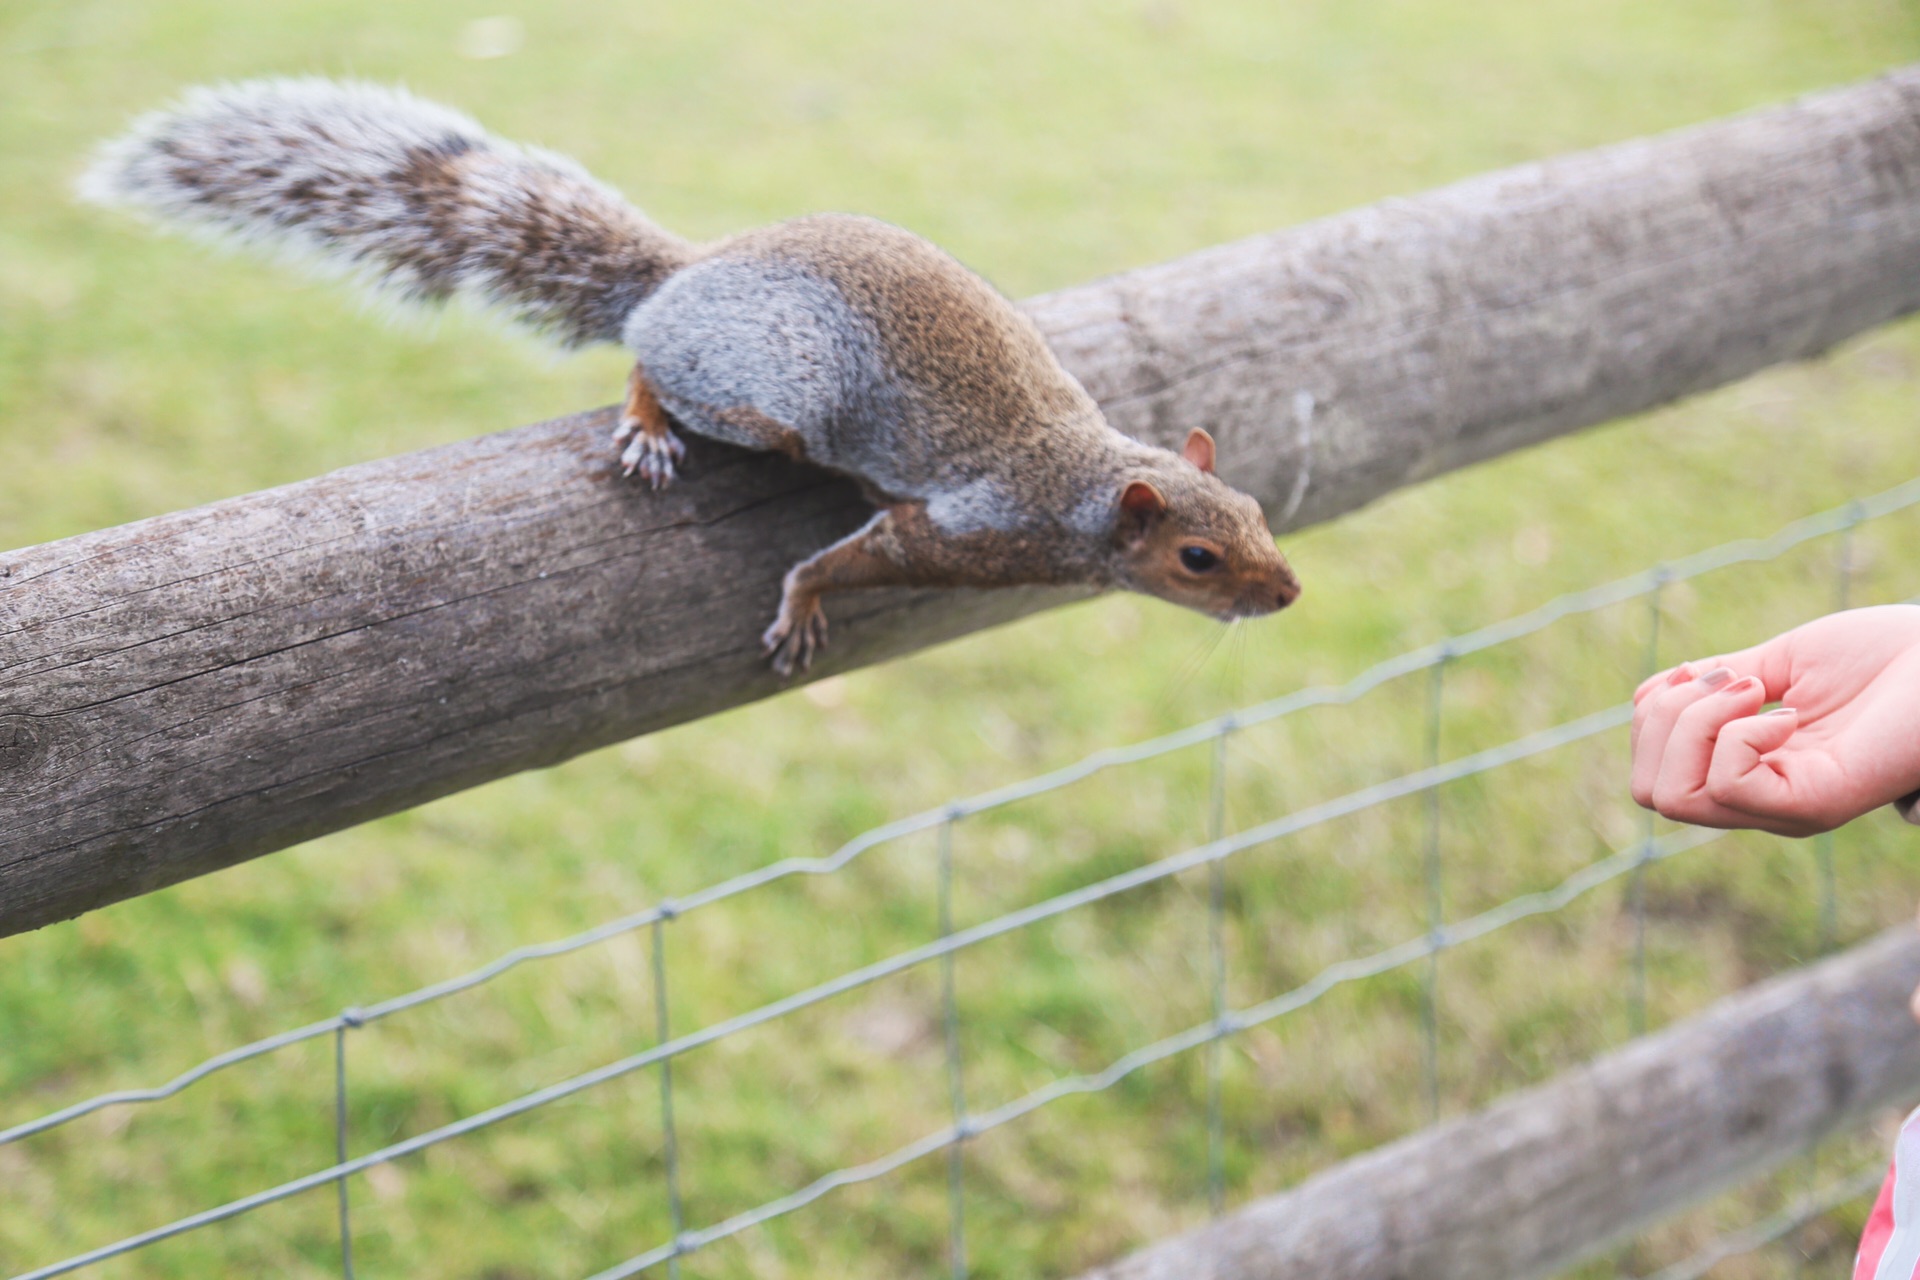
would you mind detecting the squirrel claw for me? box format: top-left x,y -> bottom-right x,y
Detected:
762,599 -> 829,679
620,429 -> 687,490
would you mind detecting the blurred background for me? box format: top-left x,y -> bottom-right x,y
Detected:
5,1 -> 1920,1277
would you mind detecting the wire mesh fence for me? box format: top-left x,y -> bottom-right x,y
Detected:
1641,1164 -> 1888,1280
7,476 -> 1920,1280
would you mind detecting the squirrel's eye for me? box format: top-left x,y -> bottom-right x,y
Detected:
1180,546 -> 1220,573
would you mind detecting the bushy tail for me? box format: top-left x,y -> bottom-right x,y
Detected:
80,79 -> 695,347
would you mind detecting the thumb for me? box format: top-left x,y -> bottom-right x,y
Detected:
1704,708 -> 1801,818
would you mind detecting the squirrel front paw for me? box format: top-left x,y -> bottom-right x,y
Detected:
619,425 -> 687,490
762,595 -> 829,679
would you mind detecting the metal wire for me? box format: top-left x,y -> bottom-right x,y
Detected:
1637,1163 -> 1886,1280
5,703 -> 1642,1280
1420,651 -> 1448,1124
8,477 -> 1917,1280
939,813 -> 968,1280
333,1021 -> 354,1280
652,918 -> 685,1278
10,478 -> 1916,1154
1205,721 -> 1232,1217
1629,575 -> 1666,1038
1780,505 -> 1869,1280
1815,506 -> 1863,958
583,824 -> 1735,1280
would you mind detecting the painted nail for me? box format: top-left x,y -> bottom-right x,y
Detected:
1665,665 -> 1694,687
1725,675 -> 1762,694
1765,706 -> 1798,717
1697,668 -> 1735,689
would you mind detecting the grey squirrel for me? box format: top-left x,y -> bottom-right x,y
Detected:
82,79 -> 1301,675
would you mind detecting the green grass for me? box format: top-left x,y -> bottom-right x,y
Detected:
6,2 -> 1920,1277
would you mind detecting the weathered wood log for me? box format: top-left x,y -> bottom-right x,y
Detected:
1077,926 -> 1920,1280
6,69 -> 1920,936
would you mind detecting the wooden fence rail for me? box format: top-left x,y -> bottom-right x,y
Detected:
1078,925 -> 1920,1280
6,68 -> 1920,936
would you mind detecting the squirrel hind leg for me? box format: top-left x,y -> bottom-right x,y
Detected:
617,364 -> 687,489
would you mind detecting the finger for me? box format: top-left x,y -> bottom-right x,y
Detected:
1703,708 -> 1803,820
1691,635 -> 1796,704
1650,674 -> 1770,821
1634,662 -> 1696,707
1632,667 -> 1737,808
1631,664 -> 1696,764
1636,640 -> 1792,706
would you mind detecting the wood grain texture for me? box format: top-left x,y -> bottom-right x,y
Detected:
7,69 -> 1920,935
1077,926 -> 1920,1280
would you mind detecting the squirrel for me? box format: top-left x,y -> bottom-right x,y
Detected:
81,79 -> 1302,676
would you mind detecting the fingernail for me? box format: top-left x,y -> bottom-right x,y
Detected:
1765,706 -> 1797,717
1725,675 -> 1761,694
1697,668 -> 1735,689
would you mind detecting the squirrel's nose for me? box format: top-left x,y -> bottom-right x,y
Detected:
1275,573 -> 1302,609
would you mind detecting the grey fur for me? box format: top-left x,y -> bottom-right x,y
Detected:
80,78 -> 692,346
627,239 -> 1114,536
924,476 -> 1021,535
84,80 -> 1300,671
624,257 -> 906,481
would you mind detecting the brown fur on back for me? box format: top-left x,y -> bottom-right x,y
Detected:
740,215 -> 1094,437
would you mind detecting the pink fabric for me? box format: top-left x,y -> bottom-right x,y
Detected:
1858,1159 -> 1899,1280
1858,1108 -> 1920,1280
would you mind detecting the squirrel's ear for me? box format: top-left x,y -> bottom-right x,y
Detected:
1182,428 -> 1216,474
1118,480 -> 1168,542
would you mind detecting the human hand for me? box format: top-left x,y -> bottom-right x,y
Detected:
1630,605 -> 1920,837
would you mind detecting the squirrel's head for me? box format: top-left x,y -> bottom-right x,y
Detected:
1110,429 -> 1302,621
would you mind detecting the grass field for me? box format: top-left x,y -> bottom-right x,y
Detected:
6,1 -> 1920,1277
